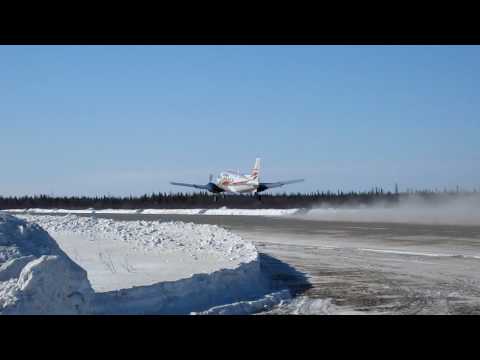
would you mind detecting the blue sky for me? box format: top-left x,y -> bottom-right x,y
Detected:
1,45 -> 479,196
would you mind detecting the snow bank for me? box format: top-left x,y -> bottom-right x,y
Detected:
19,214 -> 257,263
7,208 -> 300,216
142,209 -> 205,215
203,208 -> 299,216
0,214 -> 94,314
16,214 -> 282,314
93,259 -> 270,314
8,208 -> 144,215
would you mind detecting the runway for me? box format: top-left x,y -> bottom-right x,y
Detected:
19,212 -> 480,314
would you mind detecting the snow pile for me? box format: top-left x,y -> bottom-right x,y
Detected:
0,213 -> 93,314
8,208 -> 145,215
142,209 -> 205,215
15,214 -> 281,314
93,259 -> 270,314
192,289 -> 291,315
7,208 -> 300,216
19,214 -> 257,262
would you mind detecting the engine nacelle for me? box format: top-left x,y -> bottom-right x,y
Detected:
206,182 -> 224,193
256,184 -> 268,193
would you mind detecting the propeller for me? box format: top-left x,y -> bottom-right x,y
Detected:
209,174 -> 213,183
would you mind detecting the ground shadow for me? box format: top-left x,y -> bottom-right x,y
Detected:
258,253 -> 312,297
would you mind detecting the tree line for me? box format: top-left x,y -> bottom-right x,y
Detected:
0,188 -> 475,210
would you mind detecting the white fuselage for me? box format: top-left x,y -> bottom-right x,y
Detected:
216,172 -> 259,194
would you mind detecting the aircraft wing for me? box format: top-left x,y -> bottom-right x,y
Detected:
170,182 -> 210,190
259,179 -> 304,190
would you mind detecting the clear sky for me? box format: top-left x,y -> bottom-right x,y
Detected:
1,45 -> 479,196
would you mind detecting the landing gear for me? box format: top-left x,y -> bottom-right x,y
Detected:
255,193 -> 262,201
213,193 -> 225,202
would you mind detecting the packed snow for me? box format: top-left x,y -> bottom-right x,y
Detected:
6,213 -> 285,314
0,213 -> 94,314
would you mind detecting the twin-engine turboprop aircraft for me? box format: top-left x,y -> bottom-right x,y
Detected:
170,158 -> 304,199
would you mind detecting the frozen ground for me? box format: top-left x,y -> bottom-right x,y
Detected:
233,219 -> 480,314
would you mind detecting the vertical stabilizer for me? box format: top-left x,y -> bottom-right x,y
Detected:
251,158 -> 261,181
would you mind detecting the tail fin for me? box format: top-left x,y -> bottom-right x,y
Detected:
251,158 -> 260,180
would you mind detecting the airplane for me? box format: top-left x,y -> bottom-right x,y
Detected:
170,158 -> 304,200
